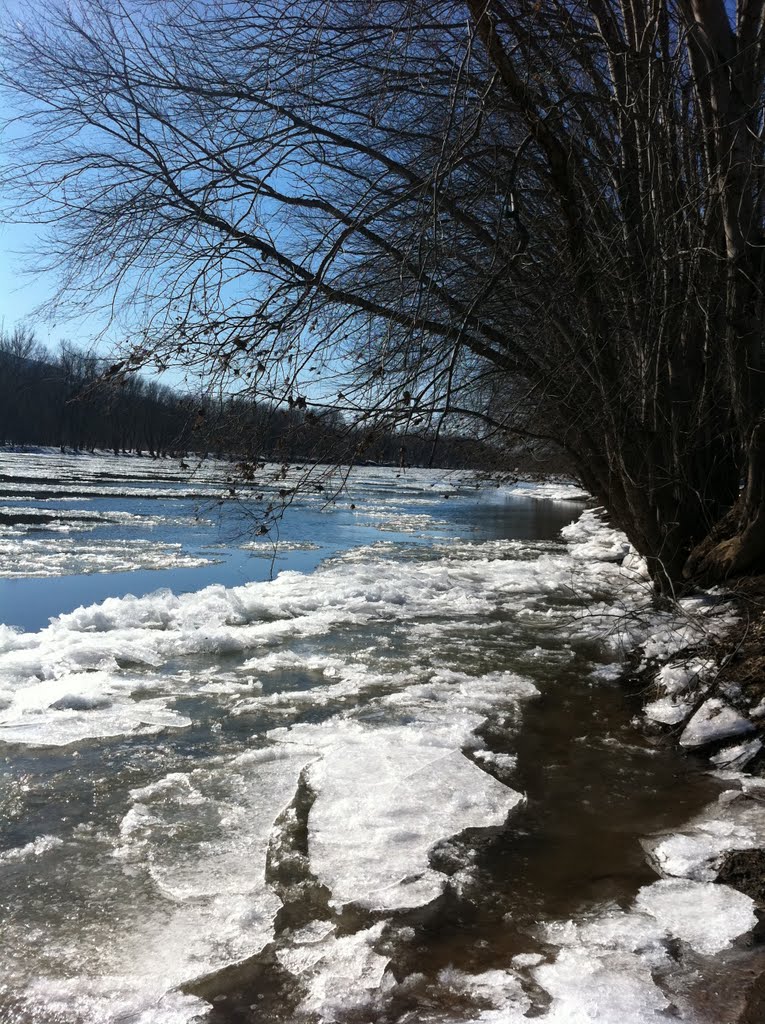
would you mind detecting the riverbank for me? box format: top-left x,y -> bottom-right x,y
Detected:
609,540 -> 765,1022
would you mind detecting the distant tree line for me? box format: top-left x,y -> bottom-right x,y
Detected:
202,393 -> 559,471
0,325 -> 548,471
0,326 -> 194,456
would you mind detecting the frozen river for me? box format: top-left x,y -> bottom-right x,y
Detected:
0,451 -> 760,1024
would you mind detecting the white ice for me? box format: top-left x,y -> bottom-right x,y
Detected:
635,878 -> 756,955
0,536 -> 214,578
0,834 -> 64,864
287,922 -> 392,1020
679,698 -> 755,748
0,458 -> 748,1024
643,695 -> 695,725
710,737 -> 762,769
0,669 -> 191,746
16,746 -> 321,1023
644,789 -> 765,882
306,729 -> 524,910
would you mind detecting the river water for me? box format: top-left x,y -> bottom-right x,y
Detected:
0,451 -> 756,1024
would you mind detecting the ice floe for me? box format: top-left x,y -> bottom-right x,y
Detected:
0,536 -> 215,578
679,698 -> 755,749
0,669 -> 192,746
644,789 -> 765,882
643,695 -> 695,726
289,922 -> 391,1020
0,834 -> 64,864
635,878 -> 756,955
710,737 -> 762,769
498,479 -> 590,503
304,726 -> 525,911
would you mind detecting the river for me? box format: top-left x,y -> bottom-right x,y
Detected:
0,451 -> 757,1024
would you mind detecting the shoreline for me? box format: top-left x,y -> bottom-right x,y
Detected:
625,574 -> 765,1021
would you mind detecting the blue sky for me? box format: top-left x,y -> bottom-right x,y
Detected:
0,134 -> 77,350
0,222 -> 51,327
0,53 -> 104,354
0,218 -> 119,356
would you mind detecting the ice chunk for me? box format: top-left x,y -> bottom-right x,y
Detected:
561,509 -> 632,563
710,737 -> 762,769
457,907 -> 672,1024
0,536 -> 215,579
117,747 -> 314,902
20,746 -> 319,1022
292,922 -> 391,1020
437,966 -> 530,1018
306,726 -> 524,911
473,750 -> 518,773
643,695 -> 694,726
636,878 -> 756,954
543,906 -> 668,966
17,977 -> 208,1024
681,697 -> 754,748
511,952 -> 545,968
589,662 -> 623,682
532,946 -> 670,1022
644,825 -> 755,882
0,670 -> 191,747
655,660 -> 712,696
0,834 -> 64,864
643,791 -> 765,881
501,479 -> 589,502
275,921 -> 337,976
240,539 -> 321,554
679,698 -> 755,748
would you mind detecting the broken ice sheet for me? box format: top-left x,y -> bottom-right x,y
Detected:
286,922 -> 392,1020
0,536 -> 215,578
17,977 -> 208,1024
532,946 -> 670,1023
0,461 -> 747,1024
679,698 -> 755,749
10,747 -> 322,1022
0,669 -> 192,746
643,695 -> 694,726
302,723 -> 525,912
116,746 -> 315,901
643,789 -> 765,882
636,878 -> 756,955
710,737 -> 762,770
436,911 -> 672,1024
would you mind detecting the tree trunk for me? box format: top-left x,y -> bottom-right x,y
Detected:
685,418 -> 765,583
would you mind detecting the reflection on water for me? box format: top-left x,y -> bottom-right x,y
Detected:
0,455 -> 581,631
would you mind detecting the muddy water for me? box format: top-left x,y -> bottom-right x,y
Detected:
195,648 -> 726,1022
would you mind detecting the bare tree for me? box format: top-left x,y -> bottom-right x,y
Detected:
0,0 -> 762,592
